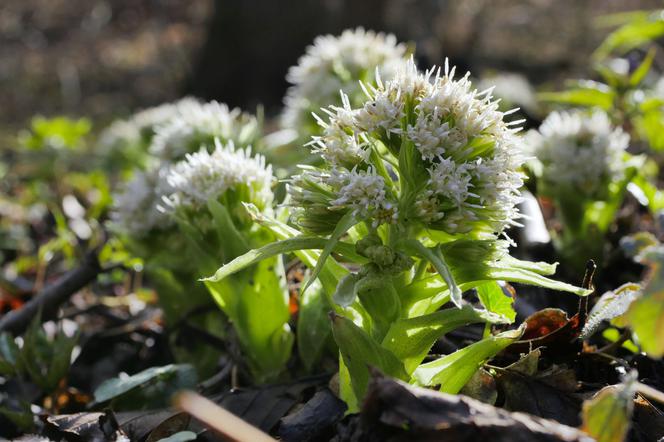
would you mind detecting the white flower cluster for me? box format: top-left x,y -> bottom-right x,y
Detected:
109,167 -> 174,237
527,110 -> 629,198
328,168 -> 397,226
150,100 -> 259,161
282,28 -> 407,134
291,58 -> 525,236
164,140 -> 274,211
108,97 -> 265,239
99,97 -> 201,152
99,98 -> 258,164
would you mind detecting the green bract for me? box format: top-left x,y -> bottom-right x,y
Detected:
206,59 -> 589,409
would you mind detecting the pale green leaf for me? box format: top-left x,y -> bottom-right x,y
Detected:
629,47 -> 656,86
235,257 -> 293,382
302,212 -> 358,293
202,236 -> 329,282
331,313 -> 407,404
333,273 -> 361,307
382,305 -> 509,374
94,364 -> 196,403
476,281 -> 516,323
156,431 -> 197,442
412,327 -> 523,393
297,278 -> 334,371
538,86 -> 614,110
582,283 -> 641,339
581,373 -> 637,442
401,239 -> 462,307
625,245 -> 664,357
594,15 -> 664,59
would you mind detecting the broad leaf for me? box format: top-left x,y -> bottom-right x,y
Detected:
330,313 -> 407,405
625,245 -> 664,357
538,85 -> 614,110
629,47 -> 656,86
581,283 -> 641,339
382,305 -> 509,374
203,236 -> 332,282
581,373 -> 637,442
207,198 -> 249,260
401,239 -> 462,307
94,364 -> 197,404
412,326 -> 524,393
235,257 -> 293,382
594,14 -> 664,59
297,278 -> 334,371
156,431 -> 197,442
476,281 -> 516,323
333,272 -> 361,307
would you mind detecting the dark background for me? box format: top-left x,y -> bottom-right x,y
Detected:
0,0 -> 659,131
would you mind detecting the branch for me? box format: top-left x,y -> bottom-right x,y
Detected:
0,251 -> 101,335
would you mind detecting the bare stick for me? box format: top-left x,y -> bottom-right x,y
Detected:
175,390 -> 275,442
0,251 -> 101,335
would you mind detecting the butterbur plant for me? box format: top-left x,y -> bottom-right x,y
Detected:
526,109 -> 638,269
206,59 -> 589,410
162,140 -> 293,382
108,99 -> 284,380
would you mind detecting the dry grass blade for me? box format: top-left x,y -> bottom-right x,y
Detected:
174,391 -> 276,442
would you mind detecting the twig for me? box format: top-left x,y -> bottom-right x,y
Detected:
175,390 -> 275,442
577,259 -> 596,326
596,328 -> 631,354
636,382 -> 664,405
0,251 -> 101,335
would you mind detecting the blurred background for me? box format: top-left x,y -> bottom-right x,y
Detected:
1,0 -> 661,132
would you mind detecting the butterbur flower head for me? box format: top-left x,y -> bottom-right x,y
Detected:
527,110 -> 629,199
163,139 -> 274,219
99,97 -> 202,152
290,58 -> 525,237
109,166 -> 174,238
150,100 -> 259,162
282,28 -> 407,136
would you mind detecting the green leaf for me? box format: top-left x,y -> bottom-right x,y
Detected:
581,373 -> 637,442
202,236 -> 331,282
46,329 -> 79,391
302,212 -> 358,293
207,198 -> 249,260
625,245 -> 664,357
471,266 -> 591,297
581,283 -> 641,339
538,86 -> 614,110
630,47 -> 656,86
333,272 -> 362,307
0,334 -> 18,365
298,278 -> 334,371
243,205 -> 354,307
156,431 -> 198,442
235,257 -> 293,382
412,326 -> 523,393
382,305 -> 509,374
331,313 -> 407,404
594,14 -> 664,60
476,281 -> 516,323
401,239 -> 462,307
94,364 -> 197,403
